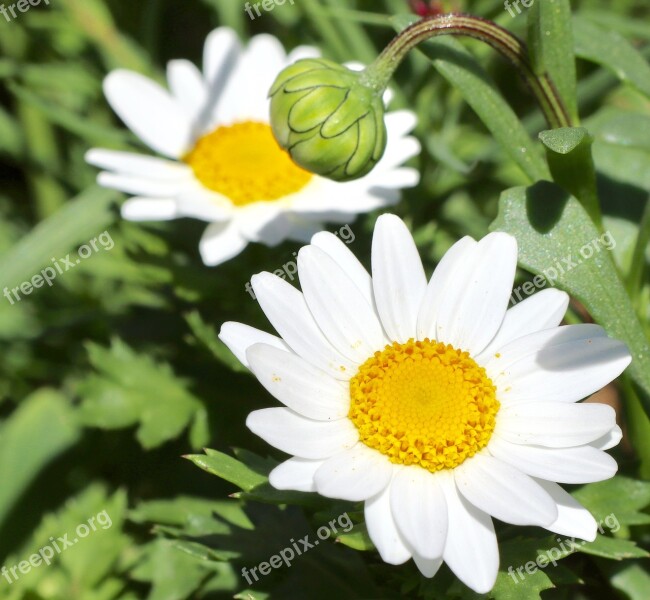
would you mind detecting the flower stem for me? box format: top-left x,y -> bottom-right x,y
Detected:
360,14 -> 573,129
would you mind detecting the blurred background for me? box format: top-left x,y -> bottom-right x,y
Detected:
0,1 -> 649,599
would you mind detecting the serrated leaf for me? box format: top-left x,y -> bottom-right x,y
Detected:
578,535 -> 649,560
573,476 -> 650,526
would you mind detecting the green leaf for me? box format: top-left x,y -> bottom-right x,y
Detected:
573,16 -> 650,99
0,186 -> 118,294
392,14 -> 550,183
610,562 -> 650,600
492,182 -> 650,412
77,339 -> 204,449
539,127 -> 600,225
0,389 -> 81,526
579,536 -> 649,560
528,0 -> 579,123
185,449 -> 267,492
573,476 -> 650,526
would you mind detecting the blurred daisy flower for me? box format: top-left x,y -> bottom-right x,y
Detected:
219,214 -> 630,593
86,29 -> 420,266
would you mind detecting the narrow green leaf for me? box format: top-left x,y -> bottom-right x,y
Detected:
0,186 -> 118,293
573,16 -> 650,99
0,389 -> 81,525
539,127 -> 600,225
185,449 -> 267,492
528,0 -> 579,123
610,563 -> 650,600
492,182 -> 650,413
392,14 -> 550,183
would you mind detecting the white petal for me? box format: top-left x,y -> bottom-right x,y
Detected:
364,478 -> 412,565
167,59 -> 207,126
476,288 -> 570,363
203,27 -> 241,88
85,149 -> 190,179
417,236 -> 476,340
103,70 -> 192,158
246,343 -> 349,420
218,322 -> 289,369
487,325 -> 632,405
372,215 -> 427,343
495,402 -> 616,448
390,467 -> 448,559
236,204 -> 290,245
314,443 -> 392,501
97,172 -> 187,197
534,479 -> 598,541
487,436 -> 618,483
592,425 -> 623,450
435,232 -> 518,354
310,231 -> 373,306
176,187 -> 232,222
268,457 -> 326,492
454,453 -> 557,526
370,167 -> 420,189
246,408 -> 358,459
441,475 -> 498,594
251,272 -> 356,379
287,45 -> 320,62
199,220 -> 248,266
412,555 -> 443,578
384,110 -> 417,139
121,197 -> 177,221
298,245 -> 387,362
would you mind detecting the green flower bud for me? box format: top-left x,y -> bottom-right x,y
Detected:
269,58 -> 387,182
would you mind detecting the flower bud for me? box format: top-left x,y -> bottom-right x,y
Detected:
269,58 -> 387,182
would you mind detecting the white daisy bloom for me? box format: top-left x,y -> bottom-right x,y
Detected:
85,28 -> 420,266
219,214 -> 631,593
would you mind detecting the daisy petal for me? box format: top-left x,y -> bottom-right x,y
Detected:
413,556 -> 443,578
251,272 -> 355,379
199,220 -> 248,266
269,457 -> 326,492
441,475 -> 498,594
372,215 -> 427,343
310,231 -> 373,305
417,237 -> 477,340
246,343 -> 349,420
203,27 -> 241,88
98,172 -> 187,197
454,453 -> 557,526
364,478 -> 412,565
298,245 -> 387,361
487,436 -> 618,483
435,232 -> 518,355
592,425 -> 623,451
104,70 -> 192,158
495,402 -> 616,448
167,59 -> 207,125
488,326 -> 632,404
218,322 -> 289,369
534,479 -> 598,541
246,408 -> 358,460
476,289 -> 569,362
314,444 -> 392,501
390,467 -> 447,560
121,198 -> 177,221
85,149 -> 190,179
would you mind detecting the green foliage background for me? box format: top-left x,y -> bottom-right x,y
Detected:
0,0 -> 649,598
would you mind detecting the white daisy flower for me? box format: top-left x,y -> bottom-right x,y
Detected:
85,28 -> 420,266
219,214 -> 631,593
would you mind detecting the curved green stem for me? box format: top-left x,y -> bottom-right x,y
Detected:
360,14 -> 573,130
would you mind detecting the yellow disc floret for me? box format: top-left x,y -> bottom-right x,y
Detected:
349,338 -> 499,473
183,121 -> 312,206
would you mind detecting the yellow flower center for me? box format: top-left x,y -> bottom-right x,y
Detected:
348,339 -> 500,473
183,121 -> 313,206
